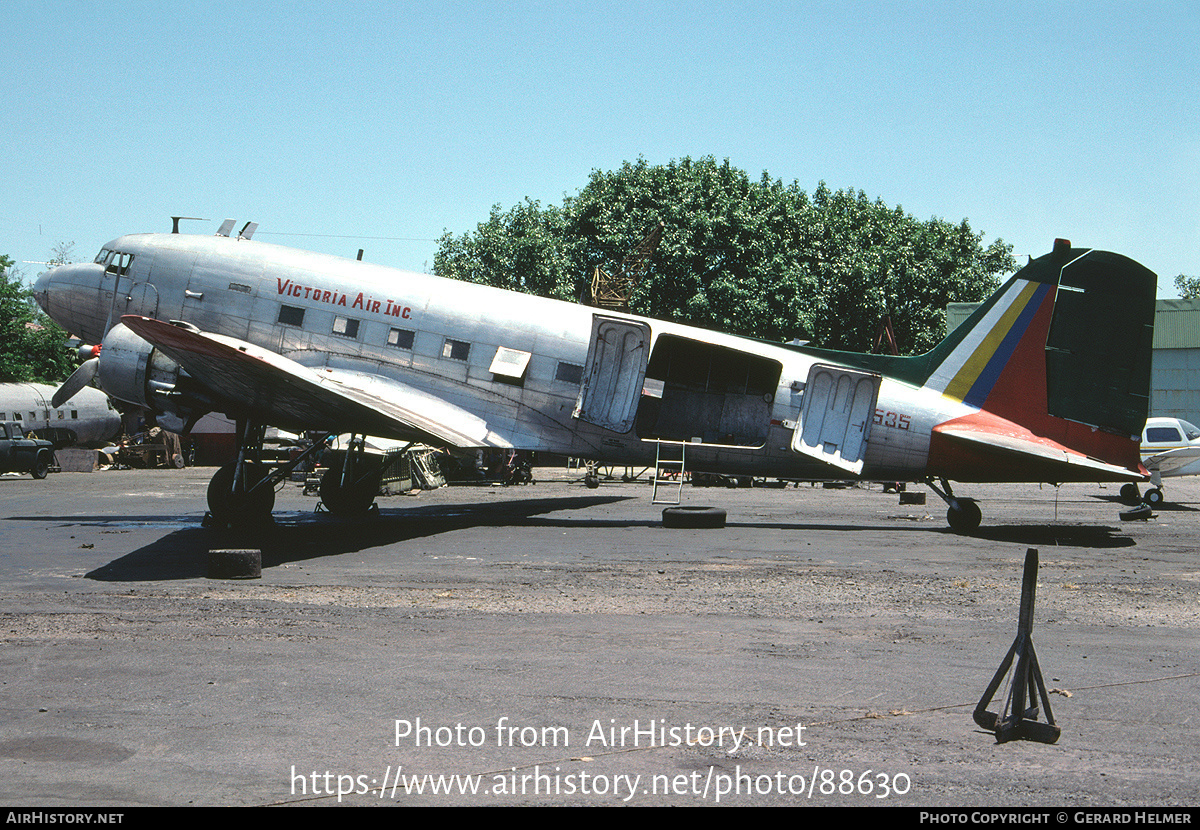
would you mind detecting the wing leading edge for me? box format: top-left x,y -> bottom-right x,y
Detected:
120,315 -> 508,448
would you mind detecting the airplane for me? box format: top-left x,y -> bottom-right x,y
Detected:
33,222 -> 1157,533
1119,416 -> 1200,507
0,382 -> 121,449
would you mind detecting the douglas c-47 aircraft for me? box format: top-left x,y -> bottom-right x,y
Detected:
34,221 -> 1157,532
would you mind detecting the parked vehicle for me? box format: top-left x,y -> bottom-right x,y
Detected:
0,422 -> 56,479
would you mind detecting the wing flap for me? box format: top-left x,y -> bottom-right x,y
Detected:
121,316 -> 506,448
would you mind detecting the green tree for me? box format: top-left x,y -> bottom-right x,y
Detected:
0,251 -> 74,383
1175,274 -> 1200,298
434,156 -> 1015,354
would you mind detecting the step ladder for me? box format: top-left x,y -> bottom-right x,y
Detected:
652,440 -> 687,505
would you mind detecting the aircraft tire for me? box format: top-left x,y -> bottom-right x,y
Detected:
661,506 -> 727,529
1143,487 -> 1164,507
319,468 -> 377,515
946,498 -> 982,535
207,462 -> 275,525
31,452 -> 51,480
1120,483 -> 1141,505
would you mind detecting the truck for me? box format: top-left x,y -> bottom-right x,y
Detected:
0,422 -> 56,479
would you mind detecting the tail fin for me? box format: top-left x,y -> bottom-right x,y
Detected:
922,240 -> 1157,482
924,240 -> 1156,437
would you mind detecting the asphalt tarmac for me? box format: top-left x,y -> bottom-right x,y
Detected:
1,466 -> 1197,807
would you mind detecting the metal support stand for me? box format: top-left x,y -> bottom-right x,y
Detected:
973,548 -> 1061,744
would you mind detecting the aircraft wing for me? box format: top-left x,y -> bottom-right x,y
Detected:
931,416 -> 1144,483
120,316 -> 508,447
1141,446 -> 1200,476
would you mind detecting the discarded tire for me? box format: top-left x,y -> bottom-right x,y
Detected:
207,549 -> 262,580
661,506 -> 727,529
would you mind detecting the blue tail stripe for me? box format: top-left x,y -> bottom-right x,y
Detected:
962,283 -> 1052,408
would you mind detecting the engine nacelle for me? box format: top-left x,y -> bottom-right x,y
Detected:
96,323 -> 207,428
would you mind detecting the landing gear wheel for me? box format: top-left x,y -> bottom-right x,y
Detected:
1143,487 -> 1164,507
946,498 -> 982,535
319,467 -> 377,515
207,462 -> 275,526
661,506 -> 727,529
1120,483 -> 1141,505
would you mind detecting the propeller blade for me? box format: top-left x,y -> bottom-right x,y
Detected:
51,357 -> 99,408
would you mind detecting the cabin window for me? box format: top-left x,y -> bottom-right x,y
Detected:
332,316 -> 360,339
1146,427 -> 1182,443
442,339 -> 470,361
278,305 -> 305,327
12,412 -> 21,421
71,410 -> 78,419
555,362 -> 583,385
388,327 -> 415,350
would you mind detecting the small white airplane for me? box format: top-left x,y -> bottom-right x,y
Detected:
33,222 -> 1157,532
1120,417 -> 1200,506
0,382 -> 121,449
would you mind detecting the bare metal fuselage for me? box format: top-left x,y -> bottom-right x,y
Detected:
0,383 -> 120,449
37,232 -> 965,481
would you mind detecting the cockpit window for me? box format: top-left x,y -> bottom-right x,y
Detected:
1181,421 -> 1200,440
94,249 -> 111,265
104,252 -> 133,276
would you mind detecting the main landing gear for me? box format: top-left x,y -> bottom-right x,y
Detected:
926,477 -> 982,535
204,421 -> 336,527
317,434 -> 382,516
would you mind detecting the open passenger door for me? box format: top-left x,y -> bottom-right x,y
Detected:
791,364 -> 880,474
573,316 -> 651,434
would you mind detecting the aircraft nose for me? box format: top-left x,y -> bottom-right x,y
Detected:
34,261 -> 109,343
32,268 -> 53,314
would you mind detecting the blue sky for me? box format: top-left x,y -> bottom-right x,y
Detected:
4,1 -> 1197,299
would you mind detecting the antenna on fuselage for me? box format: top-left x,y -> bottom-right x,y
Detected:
216,219 -> 237,237
171,216 -> 205,234
238,222 -> 258,240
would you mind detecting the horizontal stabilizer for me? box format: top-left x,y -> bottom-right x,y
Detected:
932,420 -> 1144,483
120,316 -> 507,448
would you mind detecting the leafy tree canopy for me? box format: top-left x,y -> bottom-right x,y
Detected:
0,249 -> 75,383
1175,274 -> 1200,299
435,156 -> 1015,355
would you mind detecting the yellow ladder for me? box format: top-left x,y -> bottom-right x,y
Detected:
652,440 -> 687,505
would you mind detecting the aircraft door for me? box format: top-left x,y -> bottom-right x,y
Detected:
791,364 -> 880,474
125,281 -> 160,319
573,316 -> 651,433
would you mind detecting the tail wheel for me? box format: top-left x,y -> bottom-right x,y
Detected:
946,498 -> 982,534
1119,483 -> 1141,505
